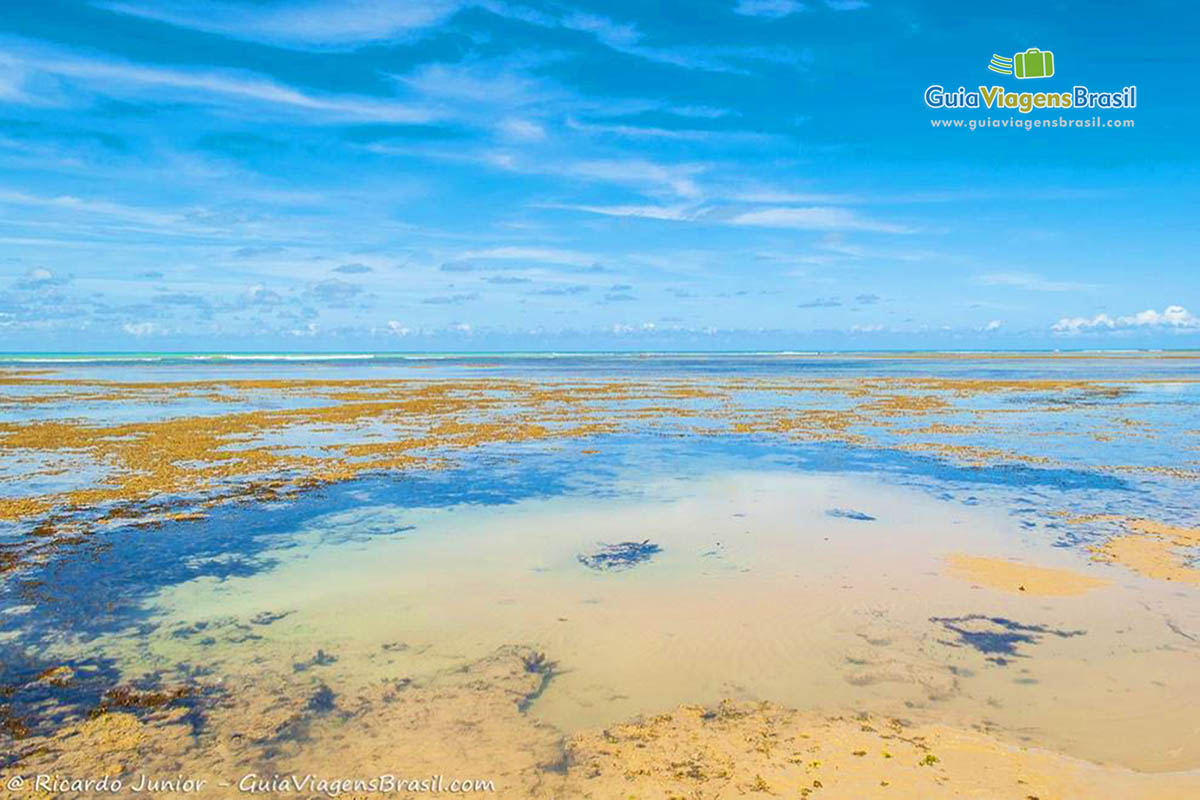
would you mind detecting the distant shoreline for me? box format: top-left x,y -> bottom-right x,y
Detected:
1,349 -> 1198,364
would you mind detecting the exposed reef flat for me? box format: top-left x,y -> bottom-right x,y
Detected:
7,647 -> 1197,799
1089,519 -> 1200,586
944,553 -> 1111,596
2,370 -> 1196,587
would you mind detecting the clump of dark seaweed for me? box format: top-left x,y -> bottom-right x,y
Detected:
518,651 -> 559,713
930,614 -> 1085,665
826,508 -> 876,521
99,684 -> 194,711
293,649 -> 337,672
0,703 -> 30,740
578,540 -> 662,571
522,651 -> 554,675
307,683 -> 336,713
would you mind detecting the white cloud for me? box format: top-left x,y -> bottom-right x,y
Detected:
1120,306 -> 1198,327
97,0 -> 463,49
727,206 -> 912,233
550,203 -> 913,235
983,319 -> 1003,332
1051,313 -> 1113,333
560,11 -> 641,49
547,203 -> 693,221
669,105 -> 733,119
567,159 -> 705,199
458,246 -> 599,267
565,116 -> 770,144
482,3 -> 779,73
245,284 -> 284,306
378,143 -> 710,201
497,117 -> 546,141
122,321 -> 164,336
0,188 -> 182,226
0,55 -> 34,103
734,0 -> 807,19
733,188 -> 859,204
1052,305 -> 1200,334
99,0 -> 786,72
552,9 -> 743,72
977,272 -> 1095,293
12,267 -> 71,290
8,42 -> 434,122
394,59 -> 550,106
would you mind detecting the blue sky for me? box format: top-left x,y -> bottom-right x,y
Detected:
0,0 -> 1196,351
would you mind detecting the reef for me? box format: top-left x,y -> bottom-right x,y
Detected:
2,369 -> 1195,582
6,646 -> 1197,799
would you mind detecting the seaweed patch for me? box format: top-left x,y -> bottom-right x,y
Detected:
293,649 -> 338,672
930,614 -> 1085,665
826,508 -> 876,521
517,651 -> 559,713
307,683 -> 337,713
578,540 -> 662,571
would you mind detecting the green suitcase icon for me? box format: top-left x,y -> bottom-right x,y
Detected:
1013,47 -> 1054,79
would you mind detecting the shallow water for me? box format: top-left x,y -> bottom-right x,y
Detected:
1,354 -> 1198,788
67,465 -> 1193,772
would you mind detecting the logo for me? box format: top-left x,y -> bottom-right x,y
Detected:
989,48 -> 1055,79
924,45 -> 1136,114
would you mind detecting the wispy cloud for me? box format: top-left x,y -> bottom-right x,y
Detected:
559,159 -> 705,199
977,272 -> 1096,293
727,206 -> 913,233
797,297 -> 841,308
543,203 -> 693,221
393,57 -> 554,107
305,279 -> 367,308
547,202 -> 912,235
732,188 -> 860,204
482,2 -> 800,73
11,267 -> 71,291
565,116 -> 770,145
519,7 -> 741,73
529,284 -> 589,296
734,0 -> 808,20
458,246 -> 600,268
0,55 -> 35,103
122,320 -> 166,336
370,136 -> 713,200
0,187 -> 182,228
96,0 -> 464,49
6,39 -> 435,122
422,292 -> 480,305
